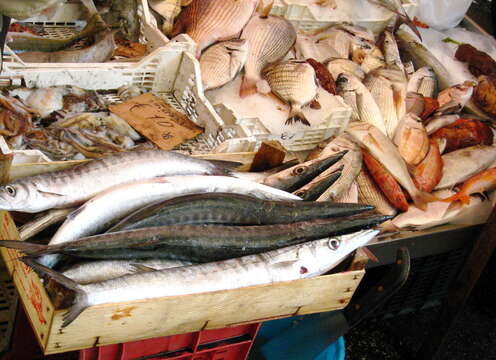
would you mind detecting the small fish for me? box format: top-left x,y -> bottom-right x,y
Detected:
111,192 -> 372,231
18,31 -> 116,63
435,145 -> 496,190
240,14 -> 297,97
397,29 -> 450,91
293,170 -> 342,201
315,135 -> 363,201
262,152 -> 346,192
442,168 -> 496,205
62,259 -> 193,284
326,59 -> 366,81
425,114 -> 460,135
263,60 -> 318,126
347,121 -> 436,210
369,65 -> 408,123
200,39 -> 248,91
336,73 -> 388,136
357,168 -> 397,216
171,0 -> 258,58
149,0 -> 182,35
430,118 -> 493,153
381,30 -> 404,72
19,229 -> 379,327
364,74 -> 399,138
412,140 -> 443,193
0,150 -> 240,213
362,150 -> 408,212
39,175 -> 301,268
407,67 -> 437,98
393,113 -> 430,166
437,81 -> 476,113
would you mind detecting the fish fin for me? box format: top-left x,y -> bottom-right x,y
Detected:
411,190 -> 439,211
286,105 -> 311,126
208,160 -> 242,175
130,264 -> 158,273
441,193 -> 470,205
21,257 -> 89,327
0,240 -> 48,256
258,0 -> 275,18
240,76 -> 258,98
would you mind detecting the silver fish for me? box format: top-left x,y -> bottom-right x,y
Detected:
262,60 -> 318,126
0,150 -> 239,213
425,114 -> 460,135
327,59 -> 366,81
369,65 -> 408,122
39,175 -> 300,268
200,39 -> 248,91
407,67 -> 437,98
62,259 -> 193,284
171,0 -> 258,58
382,30 -> 404,72
336,73 -> 388,135
240,15 -> 297,97
25,229 -> 379,327
364,74 -> 399,138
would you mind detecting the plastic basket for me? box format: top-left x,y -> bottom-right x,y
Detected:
79,323 -> 261,360
3,0 -> 169,70
270,0 -> 418,34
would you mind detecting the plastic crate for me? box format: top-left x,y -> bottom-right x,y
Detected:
3,0 -> 168,70
270,0 -> 418,34
79,323 -> 261,360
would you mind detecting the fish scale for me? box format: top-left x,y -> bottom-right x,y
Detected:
364,74 -> 399,138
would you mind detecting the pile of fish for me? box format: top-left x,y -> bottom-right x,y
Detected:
0,85 -> 152,160
5,0 -> 146,63
0,149 -> 388,327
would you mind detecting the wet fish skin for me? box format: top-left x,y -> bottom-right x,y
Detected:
382,30 -> 404,72
21,229 -> 379,327
357,168 -> 397,216
172,0 -> 258,58
442,167 -> 496,205
240,15 -> 296,97
39,175 -> 301,268
412,140 -> 443,193
263,60 -> 318,126
200,39 -> 248,91
393,113 -> 429,166
425,114 -> 460,135
293,170 -> 342,201
262,151 -> 346,192
335,181 -> 359,204
435,145 -> 496,190
407,67 -> 437,98
0,150 -> 240,213
437,81 -> 476,112
336,73 -> 388,136
326,59 -> 366,81
364,74 -> 399,138
111,192 -> 373,231
62,259 -> 193,284
18,31 -> 116,63
369,65 -> 408,123
347,121 -> 436,210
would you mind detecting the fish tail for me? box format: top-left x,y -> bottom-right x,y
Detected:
21,257 -> 89,328
240,76 -> 258,98
0,240 -> 48,256
208,160 -> 243,175
369,0 -> 422,41
441,193 -> 470,205
286,105 -> 311,126
411,190 -> 439,211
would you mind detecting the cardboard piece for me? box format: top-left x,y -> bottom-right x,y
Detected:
109,93 -> 203,150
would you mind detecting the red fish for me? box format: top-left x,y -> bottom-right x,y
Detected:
412,139 -> 443,193
362,150 -> 409,212
442,167 -> 496,205
431,118 -> 493,153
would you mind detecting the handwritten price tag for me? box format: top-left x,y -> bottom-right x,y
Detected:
109,93 -> 203,150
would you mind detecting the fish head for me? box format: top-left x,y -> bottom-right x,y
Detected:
335,73 -> 355,92
0,182 -> 38,212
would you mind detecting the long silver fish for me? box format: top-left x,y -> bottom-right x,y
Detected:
200,39 -> 249,91
39,175 -> 301,268
0,150 -> 239,213
18,31 -> 116,63
240,14 -> 297,97
171,0 -> 258,58
336,73 -> 388,135
62,259 -> 193,284
23,229 -> 379,327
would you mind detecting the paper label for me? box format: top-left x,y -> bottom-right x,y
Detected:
109,93 -> 203,150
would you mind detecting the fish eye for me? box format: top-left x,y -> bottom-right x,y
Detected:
5,186 -> 16,197
293,166 -> 307,175
328,239 -> 341,250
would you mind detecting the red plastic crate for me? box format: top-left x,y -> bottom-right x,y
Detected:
79,323 -> 261,360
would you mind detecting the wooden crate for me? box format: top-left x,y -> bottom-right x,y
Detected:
0,211 -> 365,355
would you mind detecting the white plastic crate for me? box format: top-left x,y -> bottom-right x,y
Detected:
270,0 -> 418,34
3,0 -> 168,70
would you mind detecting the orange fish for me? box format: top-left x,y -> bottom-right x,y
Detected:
362,150 -> 409,212
431,118 -> 493,153
412,139 -> 443,193
442,167 -> 496,205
